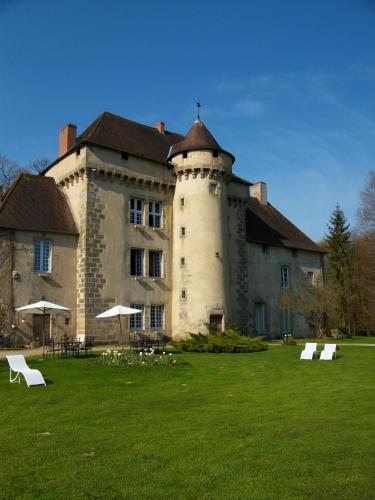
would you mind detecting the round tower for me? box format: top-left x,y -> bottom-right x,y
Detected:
168,119 -> 235,338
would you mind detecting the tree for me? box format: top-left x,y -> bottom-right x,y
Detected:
325,204 -> 354,333
353,170 -> 375,334
0,154 -> 22,191
0,154 -> 50,193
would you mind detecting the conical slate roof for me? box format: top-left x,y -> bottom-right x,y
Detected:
167,119 -> 235,162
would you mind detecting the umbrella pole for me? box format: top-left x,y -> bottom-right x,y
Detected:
42,312 -> 46,359
119,315 -> 123,351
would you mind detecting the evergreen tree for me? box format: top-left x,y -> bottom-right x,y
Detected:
325,204 -> 354,333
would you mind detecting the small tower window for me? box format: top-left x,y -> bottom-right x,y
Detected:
262,245 -> 269,254
183,152 -> 188,159
121,151 -> 128,160
292,248 -> 298,258
209,183 -> 218,194
212,150 -> 219,158
180,227 -> 186,237
180,257 -> 185,267
180,197 -> 185,207
281,266 -> 289,288
307,271 -> 314,285
181,289 -> 187,300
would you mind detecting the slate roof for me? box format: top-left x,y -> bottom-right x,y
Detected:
246,197 -> 322,253
0,174 -> 78,235
49,112 -> 185,168
167,119 -> 235,162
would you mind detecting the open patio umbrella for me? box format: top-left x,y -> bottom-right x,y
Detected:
15,300 -> 71,356
96,305 -> 141,350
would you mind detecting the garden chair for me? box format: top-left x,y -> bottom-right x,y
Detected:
300,342 -> 318,360
80,336 -> 95,356
6,355 -> 46,387
46,338 -> 61,358
320,344 -> 337,360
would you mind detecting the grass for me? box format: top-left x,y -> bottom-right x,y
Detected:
294,336 -> 375,345
0,347 -> 374,499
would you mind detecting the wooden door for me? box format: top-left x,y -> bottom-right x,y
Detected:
209,314 -> 223,332
32,314 -> 50,346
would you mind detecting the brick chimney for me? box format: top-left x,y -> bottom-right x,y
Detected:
58,123 -> 77,157
155,121 -> 165,134
252,181 -> 267,205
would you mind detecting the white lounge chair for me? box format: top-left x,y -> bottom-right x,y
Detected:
320,344 -> 337,361
300,342 -> 318,360
6,355 -> 46,387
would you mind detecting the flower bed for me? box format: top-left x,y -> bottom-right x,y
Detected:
97,348 -> 178,367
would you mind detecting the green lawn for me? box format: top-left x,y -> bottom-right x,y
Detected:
1,347 -> 374,499
295,336 -> 375,345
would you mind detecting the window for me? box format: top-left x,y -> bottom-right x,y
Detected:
149,251 -> 163,278
262,245 -> 269,254
149,201 -> 162,228
292,248 -> 298,258
151,305 -> 164,330
183,152 -> 188,159
34,239 -> 52,273
130,249 -> 144,276
281,308 -> 292,333
180,227 -> 186,237
255,302 -> 266,335
307,271 -> 314,285
130,304 -> 144,330
181,289 -> 187,300
212,150 -> 219,158
130,198 -> 144,225
281,266 -> 289,288
180,197 -> 185,207
180,257 -> 185,267
121,151 -> 128,160
209,183 -> 217,194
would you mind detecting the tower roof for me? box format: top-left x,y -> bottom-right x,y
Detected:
167,119 -> 235,162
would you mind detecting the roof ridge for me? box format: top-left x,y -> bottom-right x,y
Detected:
100,111 -> 183,137
0,172 -> 26,211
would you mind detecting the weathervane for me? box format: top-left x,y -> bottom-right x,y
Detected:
196,101 -> 201,120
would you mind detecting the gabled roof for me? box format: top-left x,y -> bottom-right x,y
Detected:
74,112 -> 183,165
0,174 -> 78,235
167,119 -> 235,162
246,197 -> 322,253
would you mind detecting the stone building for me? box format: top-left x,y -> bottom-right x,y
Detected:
0,112 -> 323,343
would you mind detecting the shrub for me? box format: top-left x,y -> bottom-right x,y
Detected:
172,328 -> 267,353
281,333 -> 297,346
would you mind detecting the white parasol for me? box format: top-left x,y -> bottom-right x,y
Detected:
96,305 -> 141,350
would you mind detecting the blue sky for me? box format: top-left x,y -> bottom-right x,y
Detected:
1,0 -> 375,240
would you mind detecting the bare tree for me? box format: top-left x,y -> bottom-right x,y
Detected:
28,157 -> 50,174
353,170 -> 375,334
357,170 -> 375,236
0,154 -> 22,191
0,154 -> 50,194
281,277 -> 328,339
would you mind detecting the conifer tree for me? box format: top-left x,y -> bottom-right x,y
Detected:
325,204 -> 354,333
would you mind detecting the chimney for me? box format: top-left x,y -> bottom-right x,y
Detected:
252,181 -> 267,205
155,121 -> 165,134
58,123 -> 77,157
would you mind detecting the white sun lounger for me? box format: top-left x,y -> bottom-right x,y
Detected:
300,342 -> 318,360
320,344 -> 337,361
6,355 -> 46,387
